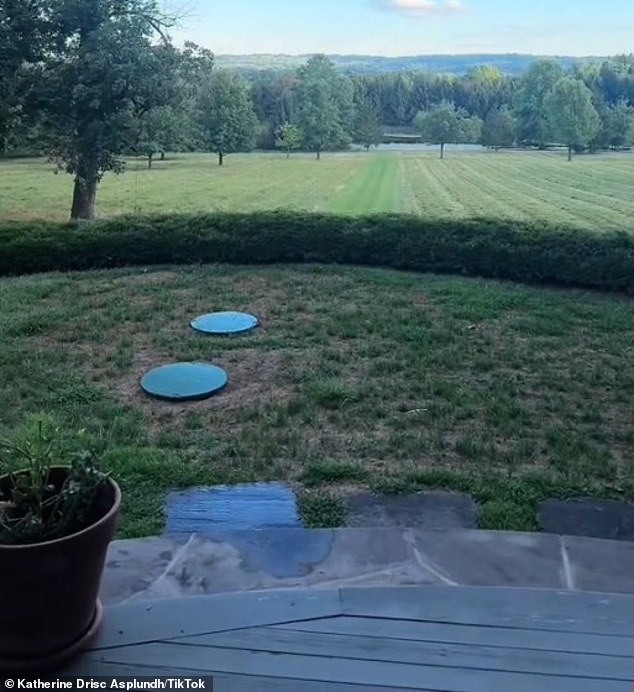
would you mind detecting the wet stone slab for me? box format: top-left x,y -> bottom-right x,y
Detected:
99,528 -> 633,606
165,482 -> 303,533
538,498 -> 634,541
405,529 -> 567,588
100,535 -> 192,604
345,491 -> 478,529
563,535 -> 634,594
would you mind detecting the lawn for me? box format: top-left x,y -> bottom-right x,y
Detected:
0,150 -> 631,230
0,264 -> 631,536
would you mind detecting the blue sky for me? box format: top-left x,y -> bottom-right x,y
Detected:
167,0 -> 633,56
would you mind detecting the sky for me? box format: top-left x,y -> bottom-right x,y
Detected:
165,0 -> 633,57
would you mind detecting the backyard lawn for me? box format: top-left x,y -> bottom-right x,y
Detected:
0,264 -> 630,536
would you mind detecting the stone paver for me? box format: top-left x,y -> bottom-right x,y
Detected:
563,535 -> 634,594
406,529 -> 567,588
538,498 -> 633,541
101,534 -> 192,604
345,491 -> 477,529
165,482 -> 302,533
99,528 -> 633,606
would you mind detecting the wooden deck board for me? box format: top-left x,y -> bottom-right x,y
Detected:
58,587 -> 633,691
341,586 -> 633,635
61,662 -> 416,691
90,590 -> 342,649
274,615 -> 633,656
176,627 -> 631,679
79,642 -> 628,692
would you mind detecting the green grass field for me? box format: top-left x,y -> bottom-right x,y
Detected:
0,264 -> 631,536
0,150 -> 632,536
0,150 -> 631,229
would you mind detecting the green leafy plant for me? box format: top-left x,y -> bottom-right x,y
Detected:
0,415 -> 110,545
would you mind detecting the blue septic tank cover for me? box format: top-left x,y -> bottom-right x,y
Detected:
190,311 -> 259,335
140,362 -> 228,401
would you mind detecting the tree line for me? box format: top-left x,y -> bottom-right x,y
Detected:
1,1 -> 632,219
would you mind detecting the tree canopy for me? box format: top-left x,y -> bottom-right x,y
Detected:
544,77 -> 601,160
198,70 -> 258,166
514,60 -> 566,147
295,55 -> 354,159
414,101 -> 482,158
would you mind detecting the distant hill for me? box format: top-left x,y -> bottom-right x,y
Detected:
214,53 -> 606,76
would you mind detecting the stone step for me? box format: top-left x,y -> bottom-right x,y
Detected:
101,527 -> 633,606
165,483 -> 633,540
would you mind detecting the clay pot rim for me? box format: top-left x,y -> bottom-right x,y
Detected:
0,466 -> 121,551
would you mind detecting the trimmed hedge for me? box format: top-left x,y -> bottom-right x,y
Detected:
0,211 -> 631,293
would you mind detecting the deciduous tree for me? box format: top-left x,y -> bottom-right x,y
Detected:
414,101 -> 482,159
354,100 -> 383,151
27,0 -> 180,219
598,99 -> 633,149
481,105 -> 516,149
514,60 -> 565,147
198,70 -> 258,166
544,77 -> 601,160
275,122 -> 302,158
295,55 -> 353,159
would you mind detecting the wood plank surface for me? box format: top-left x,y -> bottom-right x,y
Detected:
89,641 -> 629,692
274,615 -> 633,657
175,627 -> 631,680
89,590 -> 342,649
340,586 -> 634,635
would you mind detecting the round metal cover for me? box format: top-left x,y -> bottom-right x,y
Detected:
141,363 -> 228,401
190,311 -> 258,335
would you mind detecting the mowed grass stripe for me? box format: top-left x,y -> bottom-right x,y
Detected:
433,157 -> 529,220
471,154 -> 631,230
402,155 -> 469,217
477,154 -> 633,223
504,156 -> 633,222
465,155 -> 597,227
118,153 -> 372,215
327,154 -> 400,214
0,153 -> 373,220
0,152 -> 631,228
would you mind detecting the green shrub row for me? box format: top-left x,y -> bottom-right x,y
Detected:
0,212 -> 631,293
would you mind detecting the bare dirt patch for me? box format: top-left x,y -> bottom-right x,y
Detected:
118,270 -> 180,286
208,348 -> 291,412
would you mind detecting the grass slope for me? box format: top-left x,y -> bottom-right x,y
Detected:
0,151 -> 631,231
0,264 -> 630,536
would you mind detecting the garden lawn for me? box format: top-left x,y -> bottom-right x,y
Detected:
0,264 -> 631,536
0,150 -> 631,231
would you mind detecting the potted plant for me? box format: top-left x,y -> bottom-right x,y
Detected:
0,415 -> 121,672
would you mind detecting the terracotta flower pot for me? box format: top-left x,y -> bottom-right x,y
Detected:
0,466 -> 121,672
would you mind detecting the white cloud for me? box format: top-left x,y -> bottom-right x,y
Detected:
373,0 -> 467,16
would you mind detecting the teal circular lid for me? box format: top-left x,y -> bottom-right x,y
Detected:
191,311 -> 259,334
141,363 -> 228,401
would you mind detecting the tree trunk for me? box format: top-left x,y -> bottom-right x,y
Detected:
70,176 -> 97,220
316,150 -> 320,160
286,149 -> 290,159
160,151 -> 165,161
567,144 -> 572,162
440,142 -> 445,159
218,151 -> 224,166
148,152 -> 153,169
